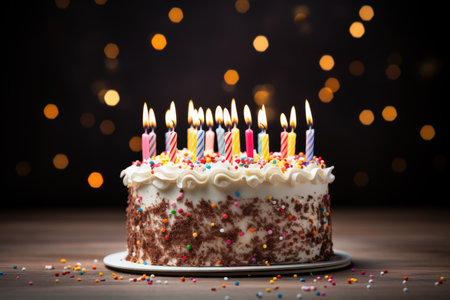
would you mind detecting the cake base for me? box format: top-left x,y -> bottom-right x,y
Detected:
103,250 -> 351,276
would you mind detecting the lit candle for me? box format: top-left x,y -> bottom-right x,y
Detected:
196,107 -> 205,159
305,99 -> 314,163
244,105 -> 254,159
280,113 -> 288,158
148,108 -> 157,158
257,105 -> 266,155
223,108 -> 233,163
287,106 -> 297,157
165,109 -> 172,153
205,108 -> 215,154
215,106 -> 225,155
260,107 -> 269,161
168,103 -> 177,163
231,98 -> 240,156
142,103 -> 150,162
187,100 -> 197,156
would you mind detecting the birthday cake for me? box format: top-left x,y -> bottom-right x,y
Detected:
120,150 -> 335,267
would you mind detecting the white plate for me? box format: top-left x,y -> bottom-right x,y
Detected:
103,250 -> 352,276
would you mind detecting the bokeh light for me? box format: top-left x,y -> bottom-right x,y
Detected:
104,43 -> 119,59
151,33 -> 167,50
43,104 -> 59,119
88,172 -> 104,188
420,125 -> 435,141
129,136 -> 142,152
16,161 -> 31,176
349,60 -> 365,76
99,120 -> 115,135
354,171 -> 369,187
386,64 -> 401,80
104,89 -> 120,106
53,153 -> 69,170
349,21 -> 365,38
80,112 -> 95,128
359,109 -> 375,125
253,35 -> 269,52
359,5 -> 374,21
318,87 -> 334,103
55,0 -> 70,9
224,69 -> 239,85
168,7 -> 183,23
94,0 -> 108,5
392,157 -> 407,173
382,106 -> 397,122
234,0 -> 250,13
325,77 -> 340,93
319,55 -> 335,71
253,84 -> 274,106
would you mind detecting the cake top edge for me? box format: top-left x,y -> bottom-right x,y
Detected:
121,149 -> 335,190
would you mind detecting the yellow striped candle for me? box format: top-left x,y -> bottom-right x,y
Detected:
287,106 -> 297,157
260,107 -> 269,161
187,100 -> 197,155
231,99 -> 240,156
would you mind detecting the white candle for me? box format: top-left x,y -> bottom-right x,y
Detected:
205,108 -> 215,154
215,106 -> 225,155
305,100 -> 314,163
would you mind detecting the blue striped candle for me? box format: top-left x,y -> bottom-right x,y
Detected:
305,128 -> 314,163
196,126 -> 205,159
165,131 -> 171,152
216,124 -> 225,155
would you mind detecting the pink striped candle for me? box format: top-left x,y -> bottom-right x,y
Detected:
280,113 -> 288,158
148,108 -> 157,158
223,108 -> 233,163
142,103 -> 150,161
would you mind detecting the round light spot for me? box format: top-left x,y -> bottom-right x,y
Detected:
129,136 -> 142,152
80,112 -> 95,128
53,153 -> 69,170
420,125 -> 435,141
151,34 -> 167,50
104,43 -> 119,59
325,77 -> 340,93
99,120 -> 115,135
392,157 -> 407,173
16,161 -> 31,176
103,90 -> 120,106
318,87 -> 334,103
168,7 -> 183,23
349,60 -> 365,76
319,55 -> 335,71
253,35 -> 269,52
349,21 -> 365,38
224,69 -> 239,85
44,104 -> 59,119
382,106 -> 397,122
359,5 -> 374,21
354,171 -> 369,187
386,64 -> 401,80
235,0 -> 250,13
359,109 -> 374,125
88,172 -> 104,188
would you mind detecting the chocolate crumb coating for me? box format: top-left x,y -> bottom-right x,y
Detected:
126,187 -> 333,267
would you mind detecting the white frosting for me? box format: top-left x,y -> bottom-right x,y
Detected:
121,160 -> 335,191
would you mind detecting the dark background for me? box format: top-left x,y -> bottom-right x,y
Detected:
3,0 -> 447,209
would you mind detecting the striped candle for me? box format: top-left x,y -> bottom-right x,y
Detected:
148,108 -> 157,158
305,100 -> 314,164
169,130 -> 177,163
165,109 -> 172,152
223,108 -> 233,163
287,106 -> 297,157
261,133 -> 269,161
280,113 -> 288,158
215,106 -> 225,155
142,103 -> 150,161
231,99 -> 240,156
196,108 -> 205,159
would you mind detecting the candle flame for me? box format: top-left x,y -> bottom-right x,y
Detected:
290,106 -> 297,129
192,109 -> 200,127
142,103 -> 149,128
170,101 -> 177,127
215,105 -> 223,124
305,99 -> 313,126
223,108 -> 232,128
206,108 -> 214,127
149,108 -> 156,128
165,109 -> 173,129
244,105 -> 252,125
231,98 -> 238,125
259,105 -> 268,129
188,100 -> 194,124
197,107 -> 204,125
280,113 -> 288,129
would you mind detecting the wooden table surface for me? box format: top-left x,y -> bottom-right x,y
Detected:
1,206 -> 449,299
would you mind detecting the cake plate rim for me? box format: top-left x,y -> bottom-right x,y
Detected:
103,250 -> 352,276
